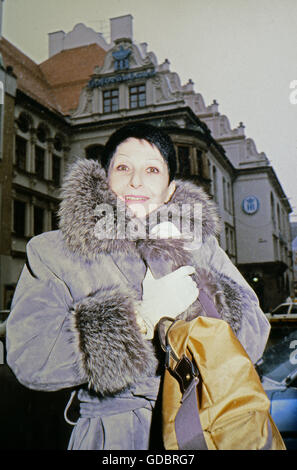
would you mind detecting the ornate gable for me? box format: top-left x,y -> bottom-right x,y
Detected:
71,38 -> 190,121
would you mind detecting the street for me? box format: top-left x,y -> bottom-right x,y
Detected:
0,361 -> 74,450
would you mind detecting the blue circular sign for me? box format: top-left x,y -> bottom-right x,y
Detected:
242,196 -> 260,215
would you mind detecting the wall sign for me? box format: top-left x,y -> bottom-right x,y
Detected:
88,68 -> 156,89
242,196 -> 260,215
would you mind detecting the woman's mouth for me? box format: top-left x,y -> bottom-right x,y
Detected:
124,195 -> 150,203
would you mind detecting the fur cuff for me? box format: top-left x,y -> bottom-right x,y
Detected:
73,285 -> 158,396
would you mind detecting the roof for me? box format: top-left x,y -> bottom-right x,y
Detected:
40,43 -> 106,114
0,37 -> 61,114
0,37 -> 106,115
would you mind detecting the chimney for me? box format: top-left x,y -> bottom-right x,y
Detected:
110,14 -> 133,43
48,30 -> 65,58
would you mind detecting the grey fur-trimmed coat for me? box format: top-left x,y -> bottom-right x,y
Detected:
6,158 -> 270,450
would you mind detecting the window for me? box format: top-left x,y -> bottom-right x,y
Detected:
207,159 -> 211,179
225,225 -> 229,252
230,228 -> 235,255
212,166 -> 218,202
276,242 -> 280,263
225,223 -> 235,256
129,84 -> 146,109
15,135 -> 27,171
222,178 -> 233,213
85,144 -> 104,161
17,113 -> 30,133
223,177 -> 227,210
277,204 -> 281,230
13,200 -> 26,236
3,285 -> 15,311
177,146 -> 191,176
35,146 -> 45,179
34,206 -> 44,235
54,135 -> 63,152
36,126 -> 47,143
281,209 -> 286,236
52,155 -> 61,187
51,210 -> 59,231
273,235 -> 278,259
103,89 -> 119,113
196,150 -> 203,176
291,305 -> 297,314
270,193 -> 276,228
272,304 -> 290,315
227,182 -> 233,214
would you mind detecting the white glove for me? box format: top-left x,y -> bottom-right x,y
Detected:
135,266 -> 199,338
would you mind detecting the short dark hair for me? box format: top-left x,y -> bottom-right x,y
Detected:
101,122 -> 177,182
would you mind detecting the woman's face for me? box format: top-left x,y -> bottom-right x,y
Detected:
108,138 -> 176,218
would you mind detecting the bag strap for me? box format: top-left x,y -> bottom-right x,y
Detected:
198,289 -> 221,319
175,375 -> 208,450
158,289 -> 221,450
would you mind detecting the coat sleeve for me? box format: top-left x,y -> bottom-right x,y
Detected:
6,238 -> 88,391
198,236 -> 270,364
6,236 -> 157,394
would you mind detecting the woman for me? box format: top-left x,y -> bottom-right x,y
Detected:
6,123 -> 270,450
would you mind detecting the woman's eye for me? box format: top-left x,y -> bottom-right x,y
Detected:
147,167 -> 159,173
116,164 -> 129,171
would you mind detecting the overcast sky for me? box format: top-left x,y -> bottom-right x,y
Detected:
2,0 -> 297,221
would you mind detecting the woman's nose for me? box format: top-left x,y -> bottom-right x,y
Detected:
129,171 -> 142,189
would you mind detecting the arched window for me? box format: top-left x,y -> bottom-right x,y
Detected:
36,123 -> 48,143
52,134 -> 64,187
212,166 -> 218,202
196,149 -> 203,176
35,124 -> 49,179
277,203 -> 281,230
15,113 -> 33,171
270,193 -> 276,228
222,177 -> 227,210
16,112 -> 32,133
177,145 -> 191,177
15,135 -> 27,171
53,134 -> 63,152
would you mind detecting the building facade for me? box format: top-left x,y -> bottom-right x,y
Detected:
0,14 -> 293,312
197,103 -> 293,310
291,222 -> 297,298
0,33 -> 70,310
0,51 -> 17,310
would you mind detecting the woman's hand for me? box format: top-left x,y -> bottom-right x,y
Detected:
135,266 -> 199,337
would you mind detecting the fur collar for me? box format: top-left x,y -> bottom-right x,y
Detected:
59,159 -> 243,335
58,158 -> 221,261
